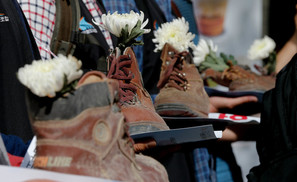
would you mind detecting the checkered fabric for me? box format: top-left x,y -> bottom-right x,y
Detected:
193,148 -> 217,182
82,0 -> 113,49
17,0 -> 55,60
17,0 -> 113,60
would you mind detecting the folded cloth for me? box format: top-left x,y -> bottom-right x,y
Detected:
1,133 -> 31,157
7,153 -> 24,167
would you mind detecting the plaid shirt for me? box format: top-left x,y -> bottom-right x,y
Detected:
193,148 -> 217,182
17,0 -> 113,60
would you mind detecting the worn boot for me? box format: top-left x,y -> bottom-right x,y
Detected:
107,47 -> 169,136
27,71 -> 169,182
154,43 -> 210,117
203,65 -> 276,91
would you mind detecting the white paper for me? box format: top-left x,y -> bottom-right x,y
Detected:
0,165 -> 119,182
208,113 -> 260,124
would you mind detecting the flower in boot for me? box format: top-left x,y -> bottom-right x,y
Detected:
152,17 -> 195,52
248,35 -> 276,75
248,35 -> 276,60
193,39 -> 237,72
17,55 -> 83,98
93,10 -> 150,51
193,39 -> 218,66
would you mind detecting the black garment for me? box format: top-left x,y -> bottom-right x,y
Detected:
268,0 -> 296,51
247,54 -> 297,182
73,0 -> 117,74
0,0 -> 41,142
135,0 -> 168,95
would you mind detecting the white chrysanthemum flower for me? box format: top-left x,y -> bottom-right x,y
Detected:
152,17 -> 195,52
17,55 -> 83,98
193,39 -> 218,66
248,35 -> 276,60
94,10 -> 150,37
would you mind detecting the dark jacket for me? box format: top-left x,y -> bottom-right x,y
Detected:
73,0 -> 117,74
135,0 -> 168,95
247,54 -> 297,182
0,0 -> 40,142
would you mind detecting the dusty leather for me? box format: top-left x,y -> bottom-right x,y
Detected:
203,65 -> 276,91
107,47 -> 169,135
27,71 -> 169,182
154,43 -> 210,117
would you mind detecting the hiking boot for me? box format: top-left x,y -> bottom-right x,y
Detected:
154,43 -> 210,117
107,47 -> 169,135
203,65 -> 275,91
27,71 -> 169,182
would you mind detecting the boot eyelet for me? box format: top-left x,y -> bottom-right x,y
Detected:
168,51 -> 174,58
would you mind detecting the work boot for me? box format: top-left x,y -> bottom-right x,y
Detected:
107,47 -> 169,136
27,71 -> 169,182
203,65 -> 276,91
154,43 -> 210,117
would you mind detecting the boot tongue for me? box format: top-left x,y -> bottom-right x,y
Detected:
158,44 -> 189,90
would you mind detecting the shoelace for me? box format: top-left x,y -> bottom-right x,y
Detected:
107,54 -> 137,104
221,65 -> 250,81
157,51 -> 190,91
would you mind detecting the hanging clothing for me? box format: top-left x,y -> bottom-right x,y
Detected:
18,0 -> 114,60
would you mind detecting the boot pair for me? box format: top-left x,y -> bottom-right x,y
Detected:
106,44 -> 209,130
27,70 -> 169,181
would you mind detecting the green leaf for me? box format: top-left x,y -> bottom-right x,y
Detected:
201,61 -> 228,72
205,55 -> 216,64
209,51 -> 217,59
117,20 -> 146,49
216,57 -> 227,66
220,52 -> 228,61
58,75 -> 77,97
219,52 -> 237,65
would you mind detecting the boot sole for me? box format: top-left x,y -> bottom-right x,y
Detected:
155,103 -> 207,117
128,121 -> 170,135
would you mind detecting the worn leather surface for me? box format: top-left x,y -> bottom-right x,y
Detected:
154,43 -> 210,117
203,65 -> 276,91
117,48 -> 169,134
29,71 -> 169,182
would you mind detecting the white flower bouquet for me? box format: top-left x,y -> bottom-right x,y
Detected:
152,17 -> 195,52
93,10 -> 150,51
17,55 -> 83,98
192,39 -> 237,72
247,35 -> 276,75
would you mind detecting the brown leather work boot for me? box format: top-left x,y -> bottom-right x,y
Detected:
203,65 -> 276,91
154,43 -> 210,117
107,47 -> 169,136
27,71 -> 169,182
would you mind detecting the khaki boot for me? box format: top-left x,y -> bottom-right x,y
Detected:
107,47 -> 169,136
203,65 -> 275,91
154,43 -> 210,117
27,71 -> 169,182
